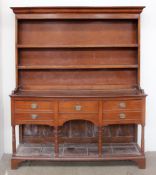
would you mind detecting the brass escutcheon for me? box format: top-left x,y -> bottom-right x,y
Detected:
31,103 -> 38,109
119,102 -> 126,108
75,105 -> 82,111
31,114 -> 38,119
119,113 -> 126,119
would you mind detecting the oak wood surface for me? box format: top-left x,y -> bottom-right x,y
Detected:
10,6 -> 146,169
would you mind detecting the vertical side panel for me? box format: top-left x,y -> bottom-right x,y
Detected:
137,16 -> 140,86
15,17 -> 18,87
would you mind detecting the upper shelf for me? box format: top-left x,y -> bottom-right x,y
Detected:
18,65 -> 138,70
17,44 -> 138,49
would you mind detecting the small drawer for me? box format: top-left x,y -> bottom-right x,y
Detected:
103,111 -> 143,124
103,100 -> 143,111
14,113 -> 54,124
59,101 -> 98,113
15,101 -> 55,112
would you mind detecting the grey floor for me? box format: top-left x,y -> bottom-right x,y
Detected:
0,153 -> 156,175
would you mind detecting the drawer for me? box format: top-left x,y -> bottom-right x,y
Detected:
59,101 -> 98,113
14,113 -> 54,124
15,101 -> 55,112
103,111 -> 143,124
103,100 -> 143,111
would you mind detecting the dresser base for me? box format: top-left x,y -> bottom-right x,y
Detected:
11,155 -> 146,170
11,142 -> 145,169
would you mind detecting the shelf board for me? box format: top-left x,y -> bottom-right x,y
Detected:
18,65 -> 138,70
15,143 -> 141,158
17,44 -> 138,49
12,88 -> 142,98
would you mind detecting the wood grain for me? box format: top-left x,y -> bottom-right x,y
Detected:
10,6 -> 146,169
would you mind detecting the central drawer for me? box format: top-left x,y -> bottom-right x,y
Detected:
15,101 -> 55,112
59,101 -> 99,113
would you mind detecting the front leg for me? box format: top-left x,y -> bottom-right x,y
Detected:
12,125 -> 16,155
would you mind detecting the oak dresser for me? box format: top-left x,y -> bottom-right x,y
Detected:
10,7 -> 146,169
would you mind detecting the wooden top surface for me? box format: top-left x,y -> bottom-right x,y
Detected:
11,6 -> 145,14
11,88 -> 145,98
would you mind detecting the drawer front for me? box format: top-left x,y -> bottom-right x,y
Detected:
103,111 -> 142,124
15,101 -> 55,112
59,101 -> 99,113
103,100 -> 143,111
14,113 -> 54,124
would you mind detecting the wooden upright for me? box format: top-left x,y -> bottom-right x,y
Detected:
10,7 -> 146,169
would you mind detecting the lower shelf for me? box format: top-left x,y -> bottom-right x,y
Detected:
15,143 -> 141,158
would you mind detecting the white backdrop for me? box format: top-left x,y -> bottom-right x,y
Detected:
0,0 -> 156,155
0,0 -> 4,158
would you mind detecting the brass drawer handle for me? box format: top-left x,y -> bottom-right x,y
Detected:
31,103 -> 38,109
119,113 -> 126,119
75,105 -> 82,111
31,114 -> 38,120
119,102 -> 126,108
